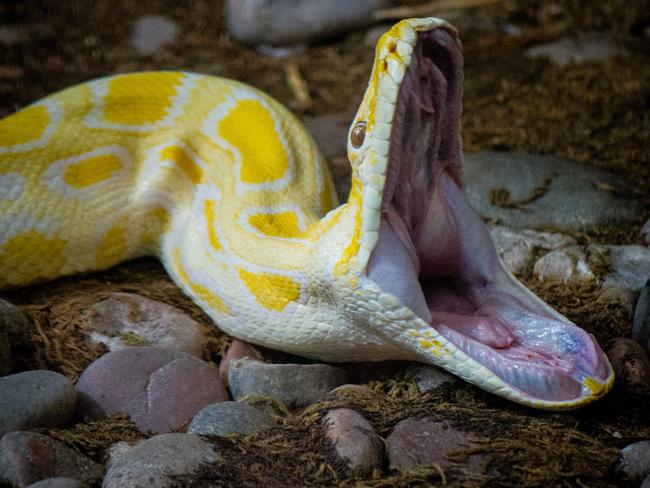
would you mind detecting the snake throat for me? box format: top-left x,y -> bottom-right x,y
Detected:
366,26 -> 613,405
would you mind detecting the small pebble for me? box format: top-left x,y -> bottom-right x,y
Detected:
0,370 -> 76,437
618,440 -> 650,481
225,0 -> 389,47
26,478 -> 83,488
89,292 -> 205,357
386,417 -> 483,474
131,15 -> 179,56
533,247 -> 594,283
411,365 -> 457,393
607,338 -> 650,396
103,433 -> 220,488
0,432 -> 103,487
228,358 -> 348,408
489,225 -> 576,275
219,340 -> 260,385
76,347 -> 228,434
187,401 -> 276,436
322,408 -> 383,476
633,285 -> 650,353
526,33 -> 628,66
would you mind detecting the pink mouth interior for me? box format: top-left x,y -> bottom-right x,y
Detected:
366,29 -> 610,402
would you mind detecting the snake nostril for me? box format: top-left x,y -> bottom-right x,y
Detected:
351,121 -> 367,148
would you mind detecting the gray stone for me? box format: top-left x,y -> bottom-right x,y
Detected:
76,347 -> 228,434
618,440 -> 650,481
322,408 -> 383,476
599,245 -> 650,291
219,340 -> 260,385
26,478 -> 83,488
0,370 -> 76,437
489,225 -> 576,275
526,33 -> 628,66
132,15 -> 179,56
303,112 -> 352,160
187,401 -> 276,436
633,285 -> 650,353
463,152 -> 643,231
103,433 -> 221,488
0,432 -> 103,487
412,365 -> 457,393
642,475 -> 650,488
228,358 -> 348,408
386,418 -> 483,474
88,293 -> 205,357
0,298 -> 30,337
533,247 -> 594,283
225,0 -> 389,47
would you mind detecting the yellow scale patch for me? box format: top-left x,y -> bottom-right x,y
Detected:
160,145 -> 203,184
103,72 -> 182,125
171,247 -> 229,314
248,211 -> 302,238
204,200 -> 222,251
237,268 -> 300,311
218,100 -> 289,184
96,226 -> 128,269
63,154 -> 122,188
140,207 -> 170,249
0,230 -> 66,282
0,105 -> 49,147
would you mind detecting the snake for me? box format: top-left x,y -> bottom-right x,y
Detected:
0,17 -> 614,409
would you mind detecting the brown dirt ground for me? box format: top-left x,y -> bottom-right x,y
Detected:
1,1 -> 650,487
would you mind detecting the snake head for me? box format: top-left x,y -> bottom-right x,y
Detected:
336,18 -> 614,409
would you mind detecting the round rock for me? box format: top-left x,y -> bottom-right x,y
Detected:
225,0 -> 389,46
322,408 -> 383,476
607,338 -> 650,396
218,340 -> 260,385
411,365 -> 457,394
633,285 -> 650,353
103,433 -> 221,488
76,347 -> 228,434
228,358 -> 348,408
0,370 -> 76,437
88,292 -> 205,357
618,440 -> 650,481
0,298 -> 30,337
386,417 -> 484,474
464,151 -> 643,231
187,401 -> 276,436
0,432 -> 103,487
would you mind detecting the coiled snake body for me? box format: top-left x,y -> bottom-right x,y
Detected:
0,18 -> 613,409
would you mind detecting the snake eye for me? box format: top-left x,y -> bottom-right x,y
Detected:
351,121 -> 367,148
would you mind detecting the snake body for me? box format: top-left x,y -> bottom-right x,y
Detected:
0,18 -> 613,409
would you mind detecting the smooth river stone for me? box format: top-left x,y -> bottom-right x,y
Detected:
0,432 -> 102,487
76,347 -> 228,434
187,401 -> 276,436
0,370 -> 76,437
463,151 -> 643,231
104,434 -> 221,488
228,358 -> 348,408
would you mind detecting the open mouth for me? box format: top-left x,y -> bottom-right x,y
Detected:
366,28 -> 612,404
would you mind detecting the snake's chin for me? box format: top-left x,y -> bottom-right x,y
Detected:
365,26 -> 612,406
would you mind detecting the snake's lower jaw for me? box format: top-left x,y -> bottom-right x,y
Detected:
363,24 -> 613,408
368,172 -> 613,408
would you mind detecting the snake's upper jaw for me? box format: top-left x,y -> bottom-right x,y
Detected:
362,21 -> 614,409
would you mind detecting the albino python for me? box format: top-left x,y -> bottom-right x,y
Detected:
0,18 -> 614,409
